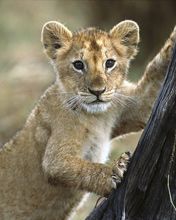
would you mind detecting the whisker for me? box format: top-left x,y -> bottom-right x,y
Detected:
62,95 -> 84,113
69,98 -> 80,110
113,97 -> 128,108
65,97 -> 78,108
112,92 -> 136,109
114,92 -> 136,105
59,92 -> 76,94
115,91 -> 135,98
48,92 -> 75,96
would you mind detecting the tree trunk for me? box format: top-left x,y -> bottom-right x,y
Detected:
86,43 -> 176,220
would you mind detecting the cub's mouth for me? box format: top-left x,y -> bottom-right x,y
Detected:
82,99 -> 112,113
91,99 -> 105,104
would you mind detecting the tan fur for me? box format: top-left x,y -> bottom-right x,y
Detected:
0,20 -> 175,220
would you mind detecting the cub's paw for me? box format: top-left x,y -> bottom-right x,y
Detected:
94,152 -> 131,197
112,151 -> 132,184
99,152 -> 131,197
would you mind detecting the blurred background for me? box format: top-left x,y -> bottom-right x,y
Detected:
0,0 -> 176,219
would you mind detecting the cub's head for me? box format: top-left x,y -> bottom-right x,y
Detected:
41,20 -> 139,113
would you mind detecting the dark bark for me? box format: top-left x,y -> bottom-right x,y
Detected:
86,43 -> 176,220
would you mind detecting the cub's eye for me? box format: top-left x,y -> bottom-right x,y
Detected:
105,59 -> 116,69
72,60 -> 84,71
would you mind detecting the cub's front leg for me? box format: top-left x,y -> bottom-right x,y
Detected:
42,137 -> 130,196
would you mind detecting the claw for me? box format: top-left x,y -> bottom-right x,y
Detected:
112,151 -> 132,184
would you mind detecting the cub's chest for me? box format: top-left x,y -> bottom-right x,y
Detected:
82,131 -> 111,164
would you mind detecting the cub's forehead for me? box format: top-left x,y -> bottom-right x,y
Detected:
72,28 -> 111,50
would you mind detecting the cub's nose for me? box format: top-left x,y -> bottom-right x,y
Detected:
88,87 -> 106,97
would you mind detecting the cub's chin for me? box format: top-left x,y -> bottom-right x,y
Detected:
82,101 -> 112,113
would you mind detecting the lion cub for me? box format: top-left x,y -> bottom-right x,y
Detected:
0,20 -> 175,220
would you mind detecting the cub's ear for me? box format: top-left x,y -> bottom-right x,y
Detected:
41,21 -> 72,59
110,20 -> 140,59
